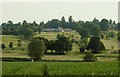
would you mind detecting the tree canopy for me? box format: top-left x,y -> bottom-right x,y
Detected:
86,37 -> 105,53
28,38 -> 46,61
1,16 -> 117,39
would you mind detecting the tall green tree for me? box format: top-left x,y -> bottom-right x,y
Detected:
35,37 -> 49,53
87,37 -> 105,53
28,38 -> 46,61
68,15 -> 74,29
31,21 -> 38,32
60,16 -> 68,28
100,19 -> 109,31
23,27 -> 34,39
38,22 -> 44,33
93,18 -> 99,25
21,20 -> 34,39
78,28 -> 89,38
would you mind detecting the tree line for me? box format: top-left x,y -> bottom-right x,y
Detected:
1,16 -> 119,38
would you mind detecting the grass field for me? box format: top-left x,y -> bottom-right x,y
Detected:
2,61 -> 118,75
1,31 -> 119,61
1,31 -> 119,76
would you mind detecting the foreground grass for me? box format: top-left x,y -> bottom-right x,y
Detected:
2,61 -> 118,75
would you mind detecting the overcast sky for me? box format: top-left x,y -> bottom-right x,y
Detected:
1,2 -> 118,23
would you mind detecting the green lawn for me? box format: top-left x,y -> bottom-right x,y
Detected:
2,61 -> 118,75
101,39 -> 119,49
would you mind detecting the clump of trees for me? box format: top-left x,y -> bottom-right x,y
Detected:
54,34 -> 72,53
1,16 -> 117,40
20,20 -> 34,39
27,34 -> 72,61
36,34 -> 72,54
106,31 -> 116,38
28,38 -> 46,61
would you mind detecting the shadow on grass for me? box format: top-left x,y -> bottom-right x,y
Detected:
45,52 -> 66,55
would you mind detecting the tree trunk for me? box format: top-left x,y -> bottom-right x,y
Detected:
51,50 -> 53,53
32,59 -> 34,62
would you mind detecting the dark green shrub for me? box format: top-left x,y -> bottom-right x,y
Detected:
117,32 -> 120,41
1,43 -> 6,49
80,45 -> 86,53
87,37 -> 105,53
83,51 -> 97,62
9,42 -> 13,48
17,40 -> 22,47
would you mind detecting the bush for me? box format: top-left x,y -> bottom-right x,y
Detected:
79,45 -> 86,53
83,51 -> 97,62
1,43 -> 6,49
17,40 -> 22,47
9,42 -> 13,48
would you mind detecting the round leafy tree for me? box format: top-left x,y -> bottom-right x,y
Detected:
9,42 -> 13,48
28,38 -> 46,61
86,37 -> 105,53
55,35 -> 72,53
35,37 -> 49,53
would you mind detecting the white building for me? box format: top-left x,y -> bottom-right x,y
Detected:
42,26 -> 72,32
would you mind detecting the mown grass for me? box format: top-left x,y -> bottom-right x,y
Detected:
2,61 -> 118,75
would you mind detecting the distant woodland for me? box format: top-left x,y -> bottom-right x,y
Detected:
1,16 -> 120,40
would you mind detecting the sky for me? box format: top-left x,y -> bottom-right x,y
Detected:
1,2 -> 118,23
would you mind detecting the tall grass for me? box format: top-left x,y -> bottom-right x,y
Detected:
2,61 -> 118,75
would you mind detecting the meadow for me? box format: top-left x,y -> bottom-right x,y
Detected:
1,31 -> 119,75
2,31 -> 119,61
